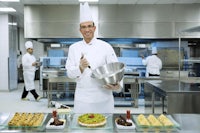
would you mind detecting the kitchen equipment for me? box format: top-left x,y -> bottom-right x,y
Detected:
91,62 -> 125,85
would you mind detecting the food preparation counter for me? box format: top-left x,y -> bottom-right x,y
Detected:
46,75 -> 161,108
0,113 -> 200,132
46,75 -> 183,108
145,80 -> 200,114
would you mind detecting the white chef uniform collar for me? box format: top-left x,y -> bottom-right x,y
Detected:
152,47 -> 157,54
25,41 -> 33,49
82,37 -> 96,45
80,2 -> 93,24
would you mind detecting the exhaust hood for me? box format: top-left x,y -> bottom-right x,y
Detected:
24,4 -> 200,39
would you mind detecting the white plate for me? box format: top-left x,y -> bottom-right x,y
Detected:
46,118 -> 66,129
115,119 -> 136,129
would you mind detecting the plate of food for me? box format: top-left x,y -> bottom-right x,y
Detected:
7,112 -> 46,128
115,115 -> 135,129
133,114 -> 180,132
46,117 -> 66,129
70,113 -> 113,129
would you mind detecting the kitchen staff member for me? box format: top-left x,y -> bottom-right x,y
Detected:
21,41 -> 41,101
65,2 -> 122,113
142,47 -> 162,77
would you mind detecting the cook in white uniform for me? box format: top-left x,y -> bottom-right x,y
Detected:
21,41 -> 41,101
142,47 -> 162,77
65,2 -> 122,113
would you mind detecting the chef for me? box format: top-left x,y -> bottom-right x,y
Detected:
142,47 -> 162,77
65,2 -> 122,113
21,41 -> 41,101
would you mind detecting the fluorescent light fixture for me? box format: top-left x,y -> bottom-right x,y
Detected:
8,22 -> 17,26
0,0 -> 20,2
79,0 -> 99,2
51,44 -> 61,48
0,7 -> 16,12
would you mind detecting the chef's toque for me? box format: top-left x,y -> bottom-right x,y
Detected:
152,47 -> 157,54
25,41 -> 33,49
80,2 -> 93,24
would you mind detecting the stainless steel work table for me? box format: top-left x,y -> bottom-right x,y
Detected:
145,79 -> 200,114
47,76 -> 75,107
47,76 -> 141,108
46,75 -> 166,108
47,76 -> 139,108
1,113 -> 200,132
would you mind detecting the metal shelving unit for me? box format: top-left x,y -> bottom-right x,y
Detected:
178,26 -> 200,86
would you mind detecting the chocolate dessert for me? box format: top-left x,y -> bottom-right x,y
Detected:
116,115 -> 132,126
50,117 -> 64,126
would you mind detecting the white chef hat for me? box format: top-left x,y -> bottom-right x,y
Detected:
80,2 -> 93,24
152,47 -> 157,54
25,41 -> 33,49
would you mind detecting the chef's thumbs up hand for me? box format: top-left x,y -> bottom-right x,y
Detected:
79,55 -> 90,73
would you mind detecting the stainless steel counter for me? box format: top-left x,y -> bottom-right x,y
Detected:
1,113 -> 200,132
46,75 -> 180,108
145,80 -> 200,114
46,75 -> 162,108
47,76 -> 141,107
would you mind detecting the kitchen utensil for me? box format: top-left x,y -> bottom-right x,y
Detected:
91,62 -> 125,85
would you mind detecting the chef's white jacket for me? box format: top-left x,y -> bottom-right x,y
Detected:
22,53 -> 36,91
66,38 -> 120,113
142,55 -> 162,77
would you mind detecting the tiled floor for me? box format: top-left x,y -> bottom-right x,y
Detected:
0,81 -> 162,114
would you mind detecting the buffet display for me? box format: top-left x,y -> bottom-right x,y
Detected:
0,110 -> 182,132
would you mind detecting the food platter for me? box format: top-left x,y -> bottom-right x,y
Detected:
70,114 -> 113,130
5,113 -> 47,128
132,114 -> 180,132
46,118 -> 66,130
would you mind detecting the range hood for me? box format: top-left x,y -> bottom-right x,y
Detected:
24,4 -> 200,39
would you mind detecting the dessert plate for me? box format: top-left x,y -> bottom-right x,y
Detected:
46,118 -> 66,129
115,119 -> 136,129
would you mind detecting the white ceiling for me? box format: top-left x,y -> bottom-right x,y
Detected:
1,0 -> 200,28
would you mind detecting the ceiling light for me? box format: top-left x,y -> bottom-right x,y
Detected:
0,0 -> 20,2
0,7 -> 16,12
79,0 -> 99,2
8,22 -> 17,26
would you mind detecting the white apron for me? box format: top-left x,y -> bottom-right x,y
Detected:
23,71 -> 35,91
74,96 -> 114,113
22,53 -> 36,91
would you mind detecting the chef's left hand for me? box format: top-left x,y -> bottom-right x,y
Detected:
103,82 -> 121,90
